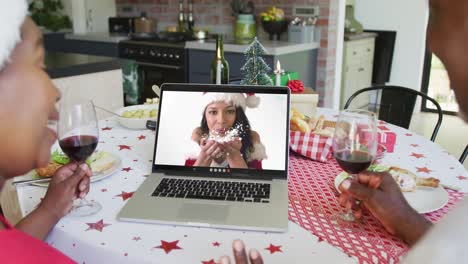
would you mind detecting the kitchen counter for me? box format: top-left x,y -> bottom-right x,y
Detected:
344,32 -> 378,41
185,39 -> 320,55
65,32 -> 129,43
45,51 -> 121,79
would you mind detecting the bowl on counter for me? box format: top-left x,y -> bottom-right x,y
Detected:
116,104 -> 158,130
261,20 -> 289,40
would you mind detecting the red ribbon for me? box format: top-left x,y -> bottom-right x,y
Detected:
287,80 -> 305,93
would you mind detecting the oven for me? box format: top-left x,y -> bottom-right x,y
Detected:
119,40 -> 187,105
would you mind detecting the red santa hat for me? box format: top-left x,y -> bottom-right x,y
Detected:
0,0 -> 28,71
201,92 -> 260,111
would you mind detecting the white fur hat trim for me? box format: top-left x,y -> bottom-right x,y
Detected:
202,92 -> 260,111
0,0 -> 28,71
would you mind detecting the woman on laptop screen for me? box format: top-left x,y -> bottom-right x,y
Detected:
185,92 -> 267,169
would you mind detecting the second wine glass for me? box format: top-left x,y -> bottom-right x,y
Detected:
333,109 -> 378,222
57,98 -> 101,217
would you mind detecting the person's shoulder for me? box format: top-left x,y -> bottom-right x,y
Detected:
250,130 -> 261,144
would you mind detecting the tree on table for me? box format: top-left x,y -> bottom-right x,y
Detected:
241,37 -> 273,86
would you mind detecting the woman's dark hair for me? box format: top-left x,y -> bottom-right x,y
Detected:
200,106 -> 253,162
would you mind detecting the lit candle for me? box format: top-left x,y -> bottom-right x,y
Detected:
274,60 -> 284,86
216,60 -> 221,85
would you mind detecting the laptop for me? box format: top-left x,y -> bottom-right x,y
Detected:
118,83 -> 290,232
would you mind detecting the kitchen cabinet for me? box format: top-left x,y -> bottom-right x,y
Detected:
340,35 -> 376,109
71,0 -> 116,33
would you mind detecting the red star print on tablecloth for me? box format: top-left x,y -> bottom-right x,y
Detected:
122,167 -> 132,172
133,237 -> 141,241
137,135 -> 146,140
101,127 -> 112,131
85,219 -> 111,232
212,241 -> 221,247
265,243 -> 282,254
411,144 -> 419,147
416,167 -> 432,174
118,145 -> 131,151
101,188 -> 108,192
116,191 -> 134,201
155,240 -> 182,254
201,259 -> 216,264
410,152 -> 425,159
457,176 -> 468,180
405,133 -> 413,136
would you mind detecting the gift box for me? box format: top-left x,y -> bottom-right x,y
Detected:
360,125 -> 397,153
289,131 -> 333,162
268,71 -> 299,86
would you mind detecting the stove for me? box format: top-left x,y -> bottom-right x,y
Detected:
118,32 -> 192,105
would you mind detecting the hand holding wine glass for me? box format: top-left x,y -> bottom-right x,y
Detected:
333,109 -> 378,222
57,98 -> 101,216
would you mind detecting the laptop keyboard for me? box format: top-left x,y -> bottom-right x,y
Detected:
151,178 -> 271,203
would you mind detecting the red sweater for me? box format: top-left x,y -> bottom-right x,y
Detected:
0,215 -> 75,264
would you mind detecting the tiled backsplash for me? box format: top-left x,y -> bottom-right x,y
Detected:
116,0 -> 339,107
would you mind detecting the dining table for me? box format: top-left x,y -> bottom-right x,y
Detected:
7,108 -> 468,264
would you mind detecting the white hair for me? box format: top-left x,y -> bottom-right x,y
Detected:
0,0 -> 28,71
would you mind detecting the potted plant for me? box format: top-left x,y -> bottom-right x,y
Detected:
28,0 -> 72,32
230,0 -> 256,44
260,6 -> 288,40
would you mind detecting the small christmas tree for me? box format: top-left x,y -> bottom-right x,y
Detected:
241,37 -> 273,86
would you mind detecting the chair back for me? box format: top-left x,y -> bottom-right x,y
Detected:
344,85 -> 443,142
461,145 -> 468,163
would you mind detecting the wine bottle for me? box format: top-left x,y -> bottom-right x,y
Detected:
177,0 -> 186,32
187,0 -> 194,32
210,35 -> 229,84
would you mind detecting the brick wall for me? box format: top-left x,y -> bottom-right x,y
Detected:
116,0 -> 339,107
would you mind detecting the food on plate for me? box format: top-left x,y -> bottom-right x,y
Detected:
36,162 -> 63,178
290,108 -> 335,136
88,152 -> 116,172
388,166 -> 440,192
35,150 -> 116,178
122,109 -> 157,119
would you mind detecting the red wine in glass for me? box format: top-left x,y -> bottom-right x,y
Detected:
59,135 -> 98,162
57,98 -> 101,217
333,109 -> 378,222
335,150 -> 373,175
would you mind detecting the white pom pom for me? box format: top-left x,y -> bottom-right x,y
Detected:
245,95 -> 260,108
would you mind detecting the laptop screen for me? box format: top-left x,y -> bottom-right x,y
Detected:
153,84 -> 289,177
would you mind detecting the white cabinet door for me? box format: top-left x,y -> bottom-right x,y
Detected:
71,0 -> 116,33
85,0 -> 116,33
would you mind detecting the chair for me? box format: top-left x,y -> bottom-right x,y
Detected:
460,145 -> 468,163
344,85 -> 443,142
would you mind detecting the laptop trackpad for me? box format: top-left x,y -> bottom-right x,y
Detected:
177,203 -> 229,222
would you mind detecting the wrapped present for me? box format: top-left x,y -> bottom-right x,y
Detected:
289,131 -> 333,162
360,125 -> 397,153
268,71 -> 299,86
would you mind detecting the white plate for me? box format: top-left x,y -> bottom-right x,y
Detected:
334,172 -> 449,214
29,152 -> 121,187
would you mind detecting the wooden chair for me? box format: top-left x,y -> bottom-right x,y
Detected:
344,85 -> 443,142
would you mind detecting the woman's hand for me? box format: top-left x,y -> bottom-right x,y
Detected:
339,171 -> 432,246
219,240 -> 263,264
40,163 -> 91,219
194,139 -> 224,166
222,137 -> 247,168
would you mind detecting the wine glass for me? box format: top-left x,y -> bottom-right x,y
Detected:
333,109 -> 378,222
57,98 -> 101,216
